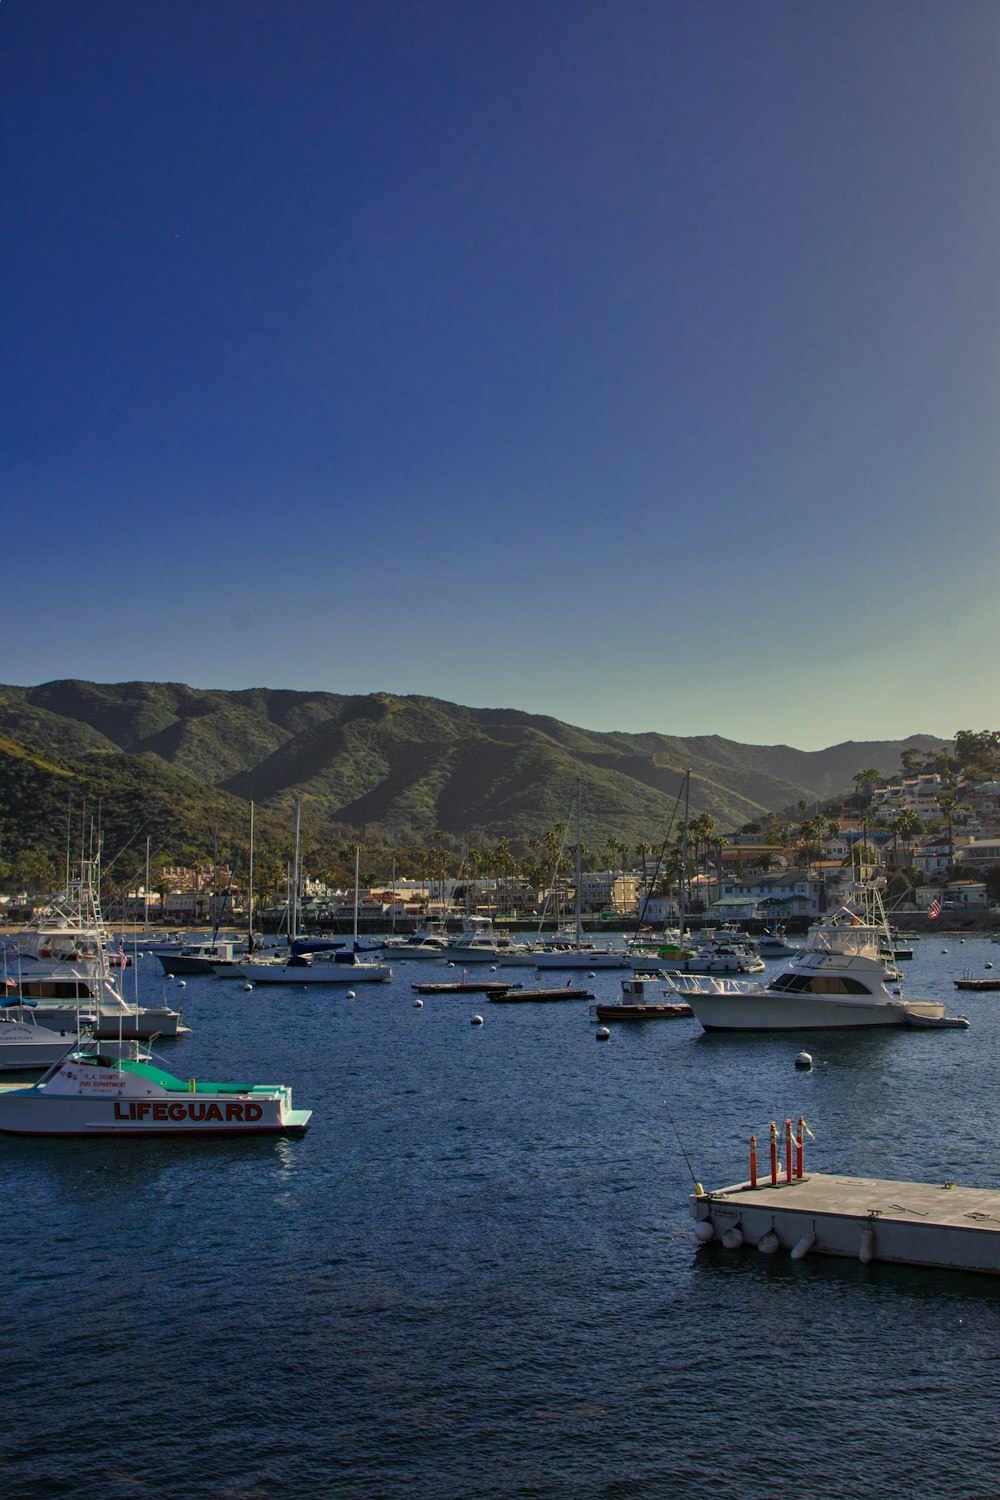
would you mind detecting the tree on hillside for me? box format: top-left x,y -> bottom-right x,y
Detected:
852,768 -> 882,810
953,730 -> 1000,778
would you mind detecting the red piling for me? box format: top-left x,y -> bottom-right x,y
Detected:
749,1134 -> 757,1189
785,1118 -> 793,1183
769,1121 -> 778,1186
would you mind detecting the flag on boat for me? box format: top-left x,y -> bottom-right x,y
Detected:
927,897 -> 942,920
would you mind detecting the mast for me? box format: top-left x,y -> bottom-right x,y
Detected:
575,778 -> 583,948
353,845 -> 361,950
248,801 -> 255,948
678,770 -> 690,940
292,800 -> 301,943
144,836 -> 150,929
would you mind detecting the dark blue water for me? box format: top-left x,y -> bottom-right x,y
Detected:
4,936 -> 1000,1499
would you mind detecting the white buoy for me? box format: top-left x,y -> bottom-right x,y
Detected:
588,972 -> 596,979
757,1230 -> 780,1255
791,1232 -> 816,1261
721,1225 -> 744,1250
596,1025 -> 611,1040
986,964 -> 994,972
346,990 -> 356,999
166,973 -> 174,981
694,1220 -> 715,1244
471,1014 -> 484,1026
178,980 -> 186,988
490,966 -> 498,973
414,998 -> 423,1008
243,982 -> 253,992
942,949 -> 948,954
795,1051 -> 813,1070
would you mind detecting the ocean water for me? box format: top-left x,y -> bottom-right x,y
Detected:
4,936 -> 1000,1499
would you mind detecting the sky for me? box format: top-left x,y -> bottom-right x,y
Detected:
3,1 -> 998,752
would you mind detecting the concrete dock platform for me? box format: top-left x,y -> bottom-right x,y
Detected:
691,1172 -> 1000,1275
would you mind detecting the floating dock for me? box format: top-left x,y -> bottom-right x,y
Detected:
691,1172 -> 1000,1275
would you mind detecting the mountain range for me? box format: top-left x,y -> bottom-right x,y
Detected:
0,679 -> 945,865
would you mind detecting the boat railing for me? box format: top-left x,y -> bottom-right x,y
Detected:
662,973 -> 759,996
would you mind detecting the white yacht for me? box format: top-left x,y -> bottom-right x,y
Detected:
672,895 -> 960,1031
665,937 -> 766,975
445,918 -> 541,965
4,862 -> 186,1040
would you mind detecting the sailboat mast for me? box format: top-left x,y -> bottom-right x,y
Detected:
292,800 -> 301,943
679,770 -> 690,939
248,801 -> 255,947
354,845 -> 361,949
575,778 -> 582,947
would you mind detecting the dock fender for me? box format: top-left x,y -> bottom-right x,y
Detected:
859,1226 -> 875,1264
790,1232 -> 816,1261
694,1220 -> 715,1244
721,1224 -> 744,1250
757,1229 -> 780,1255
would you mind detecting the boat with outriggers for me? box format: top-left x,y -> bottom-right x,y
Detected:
3,858 -> 186,1040
0,1049 -> 312,1136
668,890 -> 969,1031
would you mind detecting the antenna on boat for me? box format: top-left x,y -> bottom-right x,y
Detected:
664,1101 -> 704,1196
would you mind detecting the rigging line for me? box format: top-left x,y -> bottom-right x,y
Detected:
630,776 -> 686,944
663,1101 -> 703,1194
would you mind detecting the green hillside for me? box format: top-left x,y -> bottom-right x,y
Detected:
0,680 -> 946,873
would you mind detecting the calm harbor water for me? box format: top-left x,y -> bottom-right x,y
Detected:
4,935 -> 1000,1499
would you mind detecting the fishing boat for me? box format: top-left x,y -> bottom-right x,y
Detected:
592,973 -> 693,1021
0,1051 -> 312,1136
673,891 -> 967,1031
4,859 -> 186,1040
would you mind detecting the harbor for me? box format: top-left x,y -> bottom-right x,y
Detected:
3,928 -> 1000,1497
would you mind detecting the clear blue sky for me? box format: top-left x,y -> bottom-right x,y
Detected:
4,1 -> 998,751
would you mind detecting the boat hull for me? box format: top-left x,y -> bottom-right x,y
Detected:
0,1094 -> 311,1136
686,993 -> 944,1031
534,950 -> 628,970
237,963 -> 391,985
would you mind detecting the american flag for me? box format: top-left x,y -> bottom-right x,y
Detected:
927,896 -> 942,920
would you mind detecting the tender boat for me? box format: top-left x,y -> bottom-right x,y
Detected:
593,973 -> 693,1021
0,1051 -> 312,1136
673,894 -> 964,1031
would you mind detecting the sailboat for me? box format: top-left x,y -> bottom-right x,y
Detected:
237,845 -> 392,985
534,782 -> 629,970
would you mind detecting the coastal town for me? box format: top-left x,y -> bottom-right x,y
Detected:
7,736 -> 998,935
